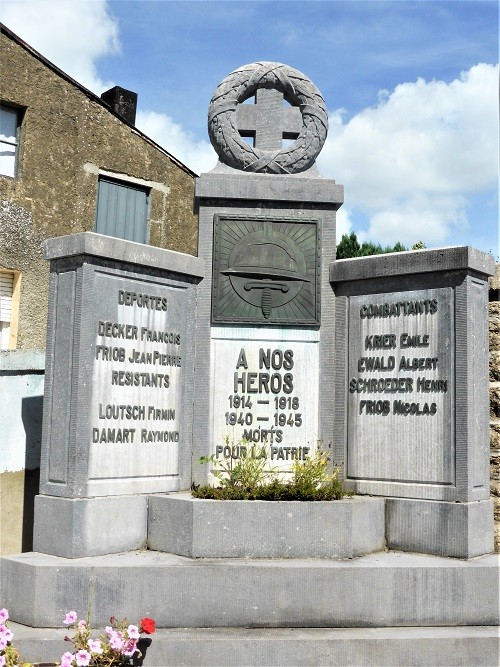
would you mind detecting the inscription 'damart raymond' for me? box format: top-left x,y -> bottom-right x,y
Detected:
90,288 -> 182,451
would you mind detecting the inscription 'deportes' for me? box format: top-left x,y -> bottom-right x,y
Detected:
212,215 -> 320,326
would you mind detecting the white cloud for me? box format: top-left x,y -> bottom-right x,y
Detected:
2,2 -> 496,244
335,206 -> 353,243
2,0 -> 120,93
318,63 -> 498,246
136,110 -> 217,175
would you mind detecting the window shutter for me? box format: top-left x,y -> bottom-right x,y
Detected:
95,178 -> 149,243
0,272 -> 13,322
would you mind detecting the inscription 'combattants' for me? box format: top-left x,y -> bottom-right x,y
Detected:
349,295 -> 448,418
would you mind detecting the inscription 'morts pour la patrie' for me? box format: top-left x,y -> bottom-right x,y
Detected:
211,338 -> 319,473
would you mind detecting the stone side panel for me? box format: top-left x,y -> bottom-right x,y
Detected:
489,264 -> 500,553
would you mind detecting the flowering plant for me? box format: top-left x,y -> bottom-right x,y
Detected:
59,612 -> 156,667
0,608 -> 33,667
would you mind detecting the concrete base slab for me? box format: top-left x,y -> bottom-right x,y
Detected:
2,550 -> 498,628
386,498 -> 494,558
33,494 -> 148,558
148,493 -> 385,558
10,623 -> 500,667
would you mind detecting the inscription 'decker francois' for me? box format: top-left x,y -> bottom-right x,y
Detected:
90,288 -> 182,458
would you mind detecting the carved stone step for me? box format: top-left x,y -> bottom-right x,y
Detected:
2,550 -> 498,628
9,624 -> 500,667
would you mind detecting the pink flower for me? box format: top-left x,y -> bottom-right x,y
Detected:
109,630 -> 124,651
105,625 -> 114,636
60,652 -> 75,667
127,624 -> 140,640
75,649 -> 91,666
123,638 -> 138,657
0,625 -> 13,642
77,619 -> 87,633
87,638 -> 103,654
0,654 -> 6,667
63,611 -> 78,625
0,636 -> 7,650
0,609 -> 8,623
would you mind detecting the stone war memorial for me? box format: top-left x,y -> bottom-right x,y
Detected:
1,62 -> 498,666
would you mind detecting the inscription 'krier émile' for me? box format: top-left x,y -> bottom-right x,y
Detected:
350,297 -> 447,416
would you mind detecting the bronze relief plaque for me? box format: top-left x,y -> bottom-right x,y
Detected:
212,215 -> 320,326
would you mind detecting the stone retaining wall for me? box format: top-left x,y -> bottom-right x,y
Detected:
489,264 -> 500,552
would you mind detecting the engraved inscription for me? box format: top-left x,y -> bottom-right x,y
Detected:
212,338 -> 319,473
347,288 -> 454,485
88,279 -> 184,482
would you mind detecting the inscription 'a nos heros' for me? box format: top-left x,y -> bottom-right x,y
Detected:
234,348 -> 294,394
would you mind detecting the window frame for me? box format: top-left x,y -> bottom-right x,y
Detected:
0,269 -> 21,350
0,103 -> 24,178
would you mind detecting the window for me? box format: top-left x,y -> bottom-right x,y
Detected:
0,270 -> 20,349
0,105 -> 20,177
95,177 -> 149,243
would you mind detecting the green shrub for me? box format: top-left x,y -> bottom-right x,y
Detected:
192,442 -> 352,501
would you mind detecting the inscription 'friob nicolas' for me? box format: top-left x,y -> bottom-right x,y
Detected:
350,295 -> 448,418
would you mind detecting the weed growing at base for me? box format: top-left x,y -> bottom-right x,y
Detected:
192,440 -> 352,500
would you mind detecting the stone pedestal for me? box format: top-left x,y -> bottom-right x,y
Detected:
35,232 -> 204,556
331,246 -> 495,558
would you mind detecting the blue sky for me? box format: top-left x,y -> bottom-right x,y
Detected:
3,0 -> 498,255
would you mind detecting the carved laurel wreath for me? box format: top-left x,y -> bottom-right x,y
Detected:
208,62 -> 328,174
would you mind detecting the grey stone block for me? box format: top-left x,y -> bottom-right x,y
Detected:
10,624 -> 500,667
331,252 -> 492,506
193,174 -> 342,486
40,232 -> 202,500
386,498 -> 494,558
2,550 -> 498,628
45,231 -> 205,278
195,168 -> 344,205
33,494 -> 148,558
330,245 -> 495,283
148,492 -> 385,558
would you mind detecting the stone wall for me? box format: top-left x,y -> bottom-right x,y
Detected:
0,27 -> 199,351
489,264 -> 500,552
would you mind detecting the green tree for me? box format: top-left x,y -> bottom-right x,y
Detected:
335,232 -> 360,259
336,232 -> 408,259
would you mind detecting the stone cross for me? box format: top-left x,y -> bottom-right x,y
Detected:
235,88 -> 302,151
